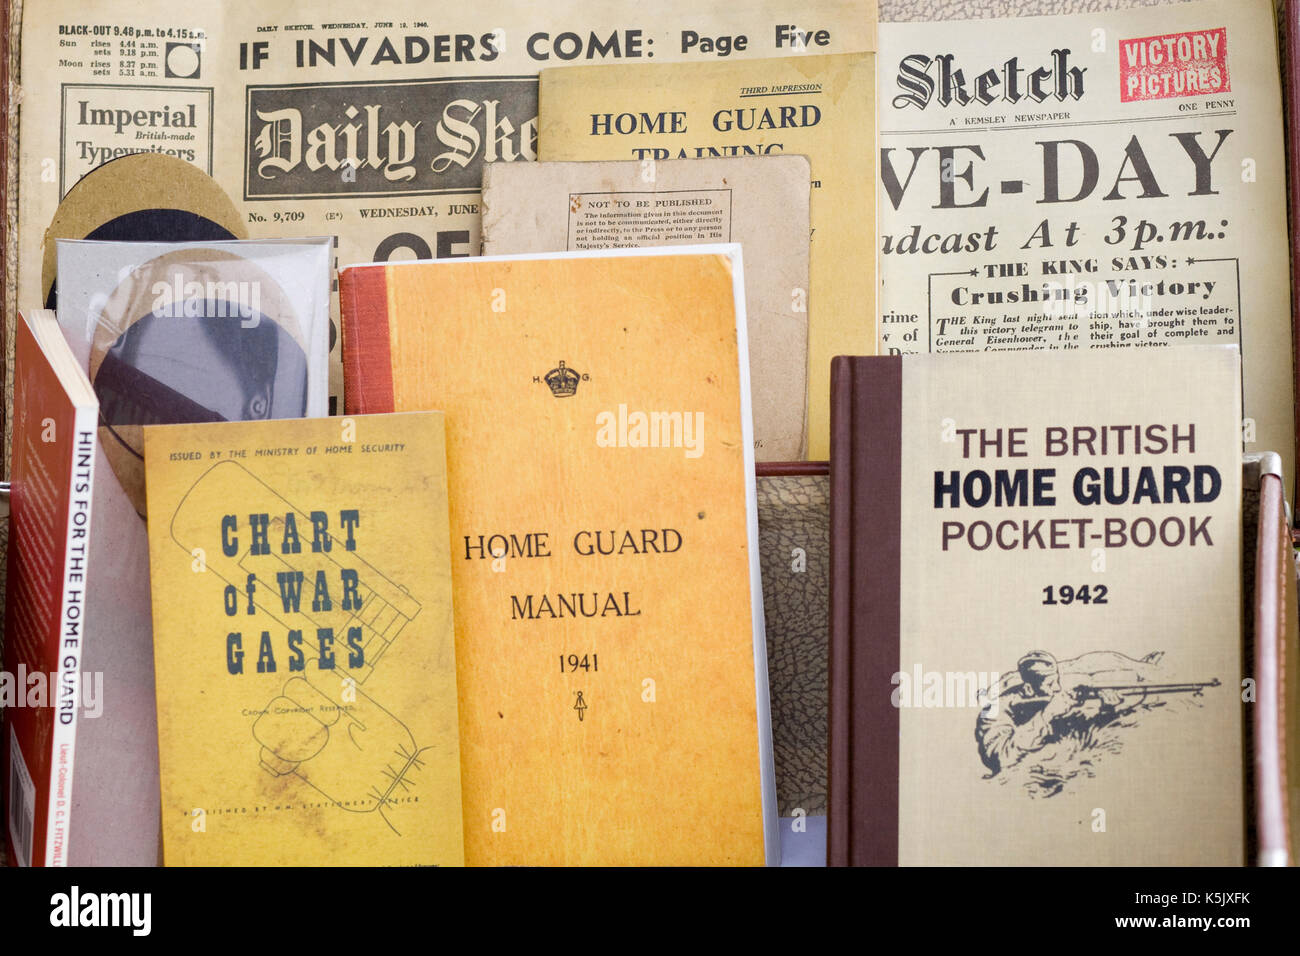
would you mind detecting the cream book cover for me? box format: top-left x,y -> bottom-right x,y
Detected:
830,346 -> 1244,865
482,156 -> 812,460
538,53 -> 877,461
143,412 -> 463,866
341,246 -> 777,866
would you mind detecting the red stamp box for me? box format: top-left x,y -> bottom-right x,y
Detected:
1118,27 -> 1229,102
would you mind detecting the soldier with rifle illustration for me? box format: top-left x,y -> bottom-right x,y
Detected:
976,649 -> 1219,776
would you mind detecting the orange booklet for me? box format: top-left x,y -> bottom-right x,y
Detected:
341,247 -> 777,865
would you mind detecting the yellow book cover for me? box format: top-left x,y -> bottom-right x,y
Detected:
143,412 -> 463,866
538,52 -> 877,461
341,246 -> 776,866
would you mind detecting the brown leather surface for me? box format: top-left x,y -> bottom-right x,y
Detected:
757,474 -> 830,816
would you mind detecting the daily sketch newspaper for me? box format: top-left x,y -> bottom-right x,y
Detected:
7,0 -> 876,468
877,0 -> 1294,489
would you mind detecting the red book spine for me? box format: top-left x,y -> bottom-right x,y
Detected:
3,319 -> 96,866
828,355 -> 904,867
339,266 -> 397,415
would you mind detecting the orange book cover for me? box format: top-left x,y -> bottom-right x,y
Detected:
341,246 -> 776,865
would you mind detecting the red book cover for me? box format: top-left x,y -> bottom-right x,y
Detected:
2,311 -> 97,866
339,265 -> 395,416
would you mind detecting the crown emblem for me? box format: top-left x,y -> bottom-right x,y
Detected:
544,360 -> 581,398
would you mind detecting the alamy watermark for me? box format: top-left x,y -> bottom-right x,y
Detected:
892,664 -> 1002,715
150,274 -> 262,328
595,404 -> 704,459
0,668 -> 104,719
1040,274 -> 1156,323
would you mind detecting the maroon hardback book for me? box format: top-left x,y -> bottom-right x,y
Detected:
829,349 -> 1249,866
827,356 -> 903,867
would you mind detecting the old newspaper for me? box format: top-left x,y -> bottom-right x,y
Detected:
878,0 -> 1294,488
8,0 -> 875,460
